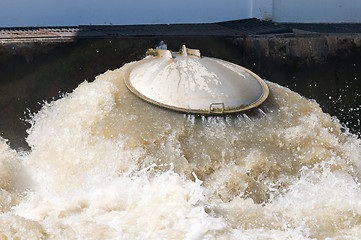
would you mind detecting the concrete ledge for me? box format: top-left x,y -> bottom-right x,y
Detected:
1,19 -> 361,43
234,34 -> 361,66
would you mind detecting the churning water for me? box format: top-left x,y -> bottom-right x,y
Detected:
0,61 -> 360,239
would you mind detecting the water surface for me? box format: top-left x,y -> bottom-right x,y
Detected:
0,62 -> 360,239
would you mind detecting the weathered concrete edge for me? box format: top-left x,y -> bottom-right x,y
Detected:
1,32 -> 361,66
232,34 -> 361,66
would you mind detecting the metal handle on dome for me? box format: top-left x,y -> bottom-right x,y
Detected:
180,45 -> 201,57
146,45 -> 201,58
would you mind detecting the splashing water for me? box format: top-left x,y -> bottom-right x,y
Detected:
0,61 -> 360,239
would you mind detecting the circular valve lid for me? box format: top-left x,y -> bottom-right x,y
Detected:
124,45 -> 269,114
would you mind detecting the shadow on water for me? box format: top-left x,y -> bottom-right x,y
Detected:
0,37 -> 360,149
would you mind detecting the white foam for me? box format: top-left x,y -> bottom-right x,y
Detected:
0,62 -> 360,239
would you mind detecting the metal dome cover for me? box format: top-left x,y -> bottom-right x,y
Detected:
124,45 -> 269,114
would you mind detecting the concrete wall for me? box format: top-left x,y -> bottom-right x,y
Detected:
252,0 -> 273,20
0,0 -> 360,27
273,0 -> 361,23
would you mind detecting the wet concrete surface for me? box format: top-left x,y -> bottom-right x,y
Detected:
0,19 -> 282,40
1,18 -> 361,40
0,19 -> 360,149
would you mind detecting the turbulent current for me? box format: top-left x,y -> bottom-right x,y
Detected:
0,62 -> 360,239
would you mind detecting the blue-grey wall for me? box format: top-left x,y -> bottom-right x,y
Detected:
1,0 -> 360,27
0,0 -> 251,27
